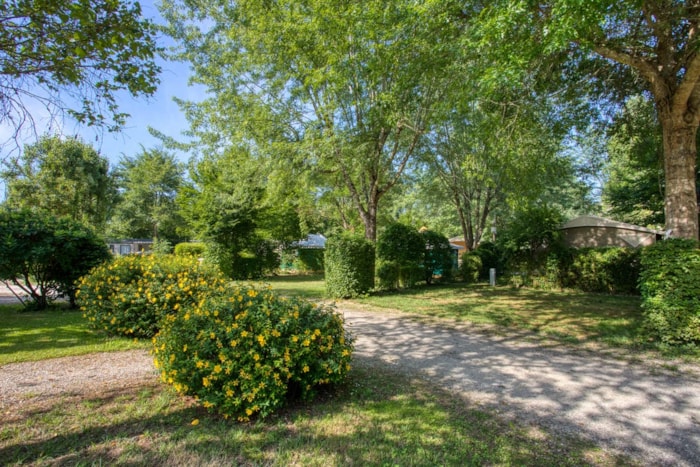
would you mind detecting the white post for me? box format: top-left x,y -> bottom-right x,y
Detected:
489,268 -> 496,287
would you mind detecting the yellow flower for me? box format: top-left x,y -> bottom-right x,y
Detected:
214,364 -> 222,374
191,419 -> 199,426
302,365 -> 310,373
257,335 -> 266,346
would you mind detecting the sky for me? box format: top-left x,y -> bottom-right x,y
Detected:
76,0 -> 200,167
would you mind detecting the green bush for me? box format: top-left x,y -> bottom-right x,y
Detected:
77,255 -> 226,338
174,242 -> 206,257
280,248 -> 325,273
559,247 -> 641,294
639,239 -> 700,345
325,235 -> 375,298
0,209 -> 110,309
376,260 -> 400,290
421,230 -> 454,284
208,240 -> 279,280
377,223 -> 424,288
473,242 -> 507,280
152,285 -> 353,421
460,252 -> 482,283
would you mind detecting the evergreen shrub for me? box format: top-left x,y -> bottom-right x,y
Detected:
325,235 -> 375,298
376,260 -> 400,290
460,252 -> 482,283
174,242 -> 206,257
376,223 -> 424,288
558,247 -> 641,295
152,286 -> 353,421
78,255 -> 226,338
639,239 -> 700,345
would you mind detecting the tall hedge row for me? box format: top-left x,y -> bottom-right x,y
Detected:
639,239 -> 700,346
325,235 -> 375,298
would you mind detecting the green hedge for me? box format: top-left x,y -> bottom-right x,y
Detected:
639,239 -> 700,346
421,229 -> 454,284
558,247 -> 641,295
460,252 -> 482,283
377,223 -> 424,288
325,235 -> 375,298
152,286 -> 353,421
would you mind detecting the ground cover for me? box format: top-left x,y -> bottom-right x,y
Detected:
0,305 -> 146,365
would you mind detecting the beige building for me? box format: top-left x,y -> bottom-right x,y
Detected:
560,215 -> 664,249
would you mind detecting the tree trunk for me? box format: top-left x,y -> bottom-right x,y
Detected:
659,114 -> 699,239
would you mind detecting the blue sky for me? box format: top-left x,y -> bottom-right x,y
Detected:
75,0 -> 199,167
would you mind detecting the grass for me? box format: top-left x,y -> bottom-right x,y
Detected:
0,304 -> 147,365
0,359 -> 633,466
263,274 -> 326,300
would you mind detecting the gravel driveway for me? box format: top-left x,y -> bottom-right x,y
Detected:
2,303 -> 699,465
341,307 -> 700,466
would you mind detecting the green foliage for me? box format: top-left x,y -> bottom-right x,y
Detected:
602,95 -> 665,227
281,248 -> 325,273
557,248 -> 641,295
77,255 -> 226,339
499,205 -> 564,282
174,242 -> 206,258
472,242 -> 508,280
377,223 -> 425,288
0,209 -> 110,309
460,253 -> 482,284
325,235 -> 375,299
152,286 -> 353,421
0,0 -> 160,138
109,148 -> 185,244
421,229 -> 454,284
639,239 -> 700,346
376,260 -> 400,291
2,135 -> 117,234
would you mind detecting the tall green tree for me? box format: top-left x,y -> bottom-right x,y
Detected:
0,0 -> 160,154
108,147 -> 184,243
160,0 -> 461,241
422,96 -> 570,250
603,95 -> 665,227
474,1 -> 700,239
2,135 -> 116,234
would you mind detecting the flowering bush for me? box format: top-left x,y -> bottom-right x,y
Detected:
152,285 -> 353,421
77,255 -> 226,338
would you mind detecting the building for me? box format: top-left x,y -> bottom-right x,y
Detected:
559,216 -> 663,249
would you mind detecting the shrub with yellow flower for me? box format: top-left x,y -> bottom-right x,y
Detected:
152,285 -> 353,422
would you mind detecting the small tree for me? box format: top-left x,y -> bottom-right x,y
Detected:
0,209 -> 111,309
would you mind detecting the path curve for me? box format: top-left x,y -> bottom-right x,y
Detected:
339,307 -> 700,466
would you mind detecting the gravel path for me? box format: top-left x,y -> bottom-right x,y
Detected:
2,305 -> 699,465
341,307 -> 700,466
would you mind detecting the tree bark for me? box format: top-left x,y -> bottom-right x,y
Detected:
658,115 -> 699,239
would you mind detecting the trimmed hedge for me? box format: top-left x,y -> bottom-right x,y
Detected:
152,286 -> 353,421
78,255 -> 226,338
377,223 -> 424,288
639,239 -> 700,346
325,235 -> 375,298
557,247 -> 641,295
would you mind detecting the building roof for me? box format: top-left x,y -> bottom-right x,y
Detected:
560,215 -> 663,235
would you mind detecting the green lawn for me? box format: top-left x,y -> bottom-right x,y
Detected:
0,305 -> 147,365
264,276 -> 645,349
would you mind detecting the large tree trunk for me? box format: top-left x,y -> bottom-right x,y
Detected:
658,113 -> 699,239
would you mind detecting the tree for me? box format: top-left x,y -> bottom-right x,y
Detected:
475,1 -> 700,239
0,0 -> 160,155
0,209 -> 110,309
108,147 -> 185,243
603,95 -> 666,227
1,135 -> 117,234
160,0 -> 461,241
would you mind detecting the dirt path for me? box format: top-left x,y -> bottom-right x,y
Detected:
340,307 -> 700,466
2,301 -> 699,465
